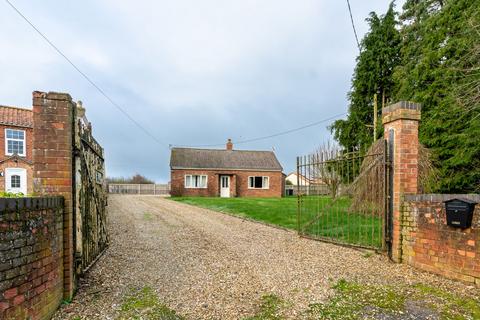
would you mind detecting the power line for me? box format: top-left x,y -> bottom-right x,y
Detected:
173,112 -> 347,148
4,0 -> 168,148
5,0 -> 348,151
346,0 -> 361,52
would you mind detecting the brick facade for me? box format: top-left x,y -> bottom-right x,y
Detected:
402,194 -> 480,285
32,91 -> 75,299
382,101 -> 421,262
0,91 -> 106,319
0,113 -> 34,195
170,169 -> 284,197
0,197 -> 64,320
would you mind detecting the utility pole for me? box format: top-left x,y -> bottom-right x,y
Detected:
382,89 -> 385,110
373,93 -> 378,141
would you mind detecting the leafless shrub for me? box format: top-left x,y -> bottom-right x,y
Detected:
350,140 -> 438,213
312,142 -> 342,199
452,22 -> 480,117
349,140 -> 385,214
417,144 -> 439,193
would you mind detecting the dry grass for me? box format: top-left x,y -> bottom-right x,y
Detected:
350,139 -> 438,212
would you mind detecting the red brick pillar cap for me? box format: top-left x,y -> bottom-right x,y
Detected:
32,91 -> 72,101
382,101 -> 421,124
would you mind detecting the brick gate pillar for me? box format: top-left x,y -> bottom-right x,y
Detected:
382,101 -> 421,262
32,91 -> 75,299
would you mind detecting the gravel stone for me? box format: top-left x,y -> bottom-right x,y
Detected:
52,195 -> 478,319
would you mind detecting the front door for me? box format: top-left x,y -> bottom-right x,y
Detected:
220,175 -> 230,198
5,168 -> 27,195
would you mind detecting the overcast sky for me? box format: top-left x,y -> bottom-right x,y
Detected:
0,0 -> 404,182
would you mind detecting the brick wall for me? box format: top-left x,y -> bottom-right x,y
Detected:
171,169 -> 284,197
32,91 -> 75,299
0,91 -> 107,319
402,194 -> 480,285
0,197 -> 64,320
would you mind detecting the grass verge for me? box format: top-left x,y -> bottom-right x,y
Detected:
170,196 -> 382,247
171,196 -> 299,229
118,286 -> 184,320
414,283 -> 480,319
244,294 -> 285,320
143,212 -> 153,220
306,279 -> 480,320
307,279 -> 406,319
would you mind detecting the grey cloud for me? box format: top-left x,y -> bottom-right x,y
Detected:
0,0 -> 405,182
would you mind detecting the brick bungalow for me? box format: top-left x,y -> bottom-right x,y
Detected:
170,139 -> 284,197
0,105 -> 33,195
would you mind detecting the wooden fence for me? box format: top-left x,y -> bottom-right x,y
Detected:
108,183 -> 170,195
284,184 -> 330,196
110,184 -> 325,197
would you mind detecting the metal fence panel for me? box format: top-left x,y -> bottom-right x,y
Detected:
296,140 -> 391,251
74,119 -> 108,275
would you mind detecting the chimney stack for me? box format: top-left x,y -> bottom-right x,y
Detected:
226,138 -> 233,151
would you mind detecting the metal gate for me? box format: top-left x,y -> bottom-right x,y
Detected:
296,140 -> 392,251
73,107 -> 109,275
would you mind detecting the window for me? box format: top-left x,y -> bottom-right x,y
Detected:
248,176 -> 269,189
10,175 -> 21,188
221,176 -> 229,188
185,175 -> 207,188
5,129 -> 25,156
96,170 -> 104,184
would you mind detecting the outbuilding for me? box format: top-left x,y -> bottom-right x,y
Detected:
170,140 -> 284,197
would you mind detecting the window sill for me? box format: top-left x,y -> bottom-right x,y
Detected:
6,153 -> 26,157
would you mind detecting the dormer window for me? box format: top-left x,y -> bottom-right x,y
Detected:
5,129 -> 26,156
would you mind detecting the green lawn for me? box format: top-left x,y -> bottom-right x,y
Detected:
171,196 -> 299,229
300,196 -> 383,248
170,196 -> 383,248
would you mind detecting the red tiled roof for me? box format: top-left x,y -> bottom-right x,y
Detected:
0,105 -> 33,128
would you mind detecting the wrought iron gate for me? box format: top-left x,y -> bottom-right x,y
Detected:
73,106 -> 109,275
296,140 -> 392,251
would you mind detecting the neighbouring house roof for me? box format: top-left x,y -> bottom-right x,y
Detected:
286,172 -> 326,185
170,148 -> 283,171
286,172 -> 310,184
0,105 -> 33,128
286,172 -> 311,180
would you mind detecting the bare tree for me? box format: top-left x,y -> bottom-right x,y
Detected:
453,22 -> 480,115
313,142 -> 342,199
107,174 -> 154,184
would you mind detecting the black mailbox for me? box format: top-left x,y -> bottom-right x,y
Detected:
444,198 -> 477,229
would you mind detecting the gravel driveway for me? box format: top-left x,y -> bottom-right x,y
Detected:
53,195 -> 474,319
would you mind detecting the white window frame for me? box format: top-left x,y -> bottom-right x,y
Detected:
5,129 -> 26,157
184,174 -> 208,189
5,167 -> 27,195
248,176 -> 270,189
10,174 -> 21,188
